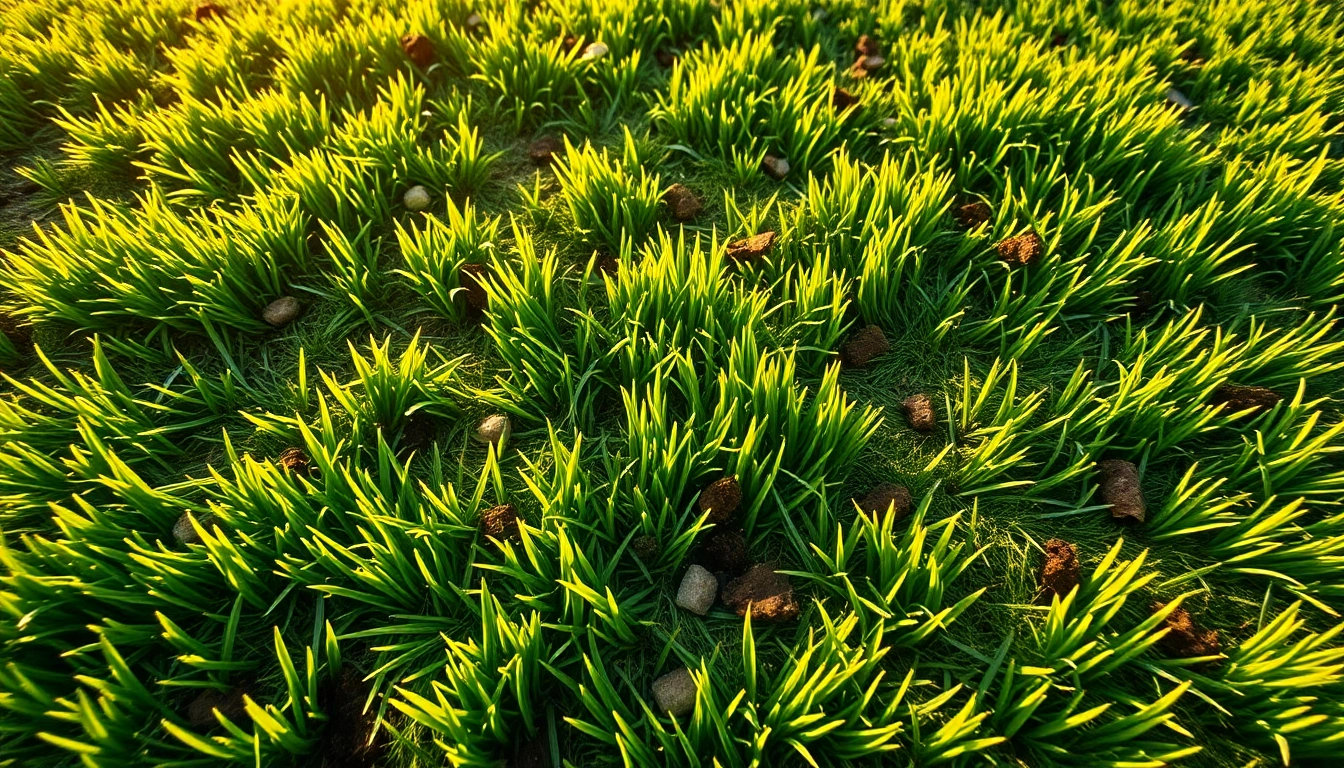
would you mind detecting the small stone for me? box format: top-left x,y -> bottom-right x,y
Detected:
459,262 -> 491,312
953,200 -> 992,229
580,42 -> 608,61
529,135 -> 564,165
651,668 -> 696,716
676,564 -> 718,615
194,2 -> 226,22
761,155 -> 790,180
855,483 -> 912,521
856,35 -> 881,57
1211,384 -> 1280,414
903,393 -> 936,432
701,529 -> 748,573
262,296 -> 302,328
662,183 -> 702,221
173,512 -> 216,545
400,33 -> 436,68
631,534 -> 659,561
481,503 -> 520,541
278,447 -> 311,475
697,477 -> 741,525
726,231 -> 776,261
882,117 -> 897,128
996,230 -> 1044,267
832,86 -> 860,111
722,564 -> 799,621
403,185 -> 431,211
1039,539 -> 1080,603
1098,459 -> 1145,523
188,686 -> 248,729
1167,88 -> 1194,111
464,12 -> 483,29
1154,602 -> 1220,658
476,414 -> 511,448
843,324 -> 890,367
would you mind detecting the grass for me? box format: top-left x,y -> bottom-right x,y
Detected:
1,0 -> 1344,766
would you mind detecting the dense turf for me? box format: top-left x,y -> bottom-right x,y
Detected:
2,0 -> 1344,766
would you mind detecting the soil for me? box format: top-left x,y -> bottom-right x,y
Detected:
194,3 -> 225,22
725,231 -> 776,261
399,33 -> 436,68
1153,602 -> 1221,658
721,564 -> 799,621
856,35 -> 881,57
459,262 -> 491,313
700,529 -> 748,573
262,296 -> 302,327
278,447 -> 312,476
903,393 -> 936,432
318,668 -> 385,768
1210,384 -> 1281,414
833,87 -> 860,111
843,324 -> 890,367
761,155 -> 790,180
1097,459 -> 1145,522
662,183 -> 702,221
397,410 -> 439,454
509,732 -> 550,768
995,231 -> 1044,267
850,55 -> 885,78
854,482 -> 912,521
953,200 -> 992,229
529,135 -> 564,165
480,503 -> 520,541
1038,538 -> 1080,603
1051,32 -> 1068,47
597,254 -> 620,276
630,534 -> 659,561
187,685 -> 249,729
697,477 -> 741,524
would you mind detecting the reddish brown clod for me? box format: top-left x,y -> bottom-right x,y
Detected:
701,529 -> 749,574
698,477 -> 742,525
855,482 -> 912,521
903,393 -> 936,432
528,135 -> 564,165
726,231 -> 776,261
481,503 -> 520,541
1154,602 -> 1220,658
996,230 -> 1044,267
722,564 -> 799,621
400,33 -> 436,68
833,87 -> 860,111
1038,539 -> 1080,603
187,685 -> 249,729
194,2 -> 226,22
953,200 -> 992,229
662,183 -> 702,221
279,447 -> 311,475
561,34 -> 579,53
1211,384 -> 1280,414
761,154 -> 790,180
1098,459 -> 1145,523
855,35 -> 881,57
843,324 -> 890,367
459,262 -> 491,313
318,668 -> 385,768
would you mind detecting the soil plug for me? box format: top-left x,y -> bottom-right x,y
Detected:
1098,459 -> 1145,522
722,564 -> 799,621
400,33 -> 436,68
843,324 -> 890,367
1211,384 -> 1280,414
1038,539 -> 1080,603
676,564 -> 718,615
903,393 -> 936,432
662,183 -> 702,221
725,231 -> 776,261
953,200 -> 992,229
855,482 -> 912,521
631,534 -> 659,561
279,447 -> 311,475
701,529 -> 749,573
996,230 -> 1044,267
529,135 -> 564,165
698,476 -> 741,524
459,262 -> 491,313
480,503 -> 520,541
833,86 -> 860,110
1154,602 -> 1220,658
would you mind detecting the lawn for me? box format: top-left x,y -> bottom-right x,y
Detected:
2,0 -> 1343,766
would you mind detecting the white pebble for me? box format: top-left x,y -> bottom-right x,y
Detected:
403,185 -> 431,211
581,42 -> 609,61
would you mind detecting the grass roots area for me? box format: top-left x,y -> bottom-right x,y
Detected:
3,0 -> 1344,766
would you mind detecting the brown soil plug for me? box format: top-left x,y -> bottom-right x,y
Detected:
701,529 -> 749,573
459,262 -> 491,313
400,33 -> 436,68
903,393 -> 936,432
722,564 -> 799,621
726,231 -> 776,261
662,183 -> 702,221
528,135 -> 564,165
953,200 -> 992,229
855,482 -> 913,521
843,324 -> 890,367
1038,538 -> 1080,603
1211,384 -> 1280,414
996,231 -> 1044,267
1098,459 -> 1145,523
1154,601 -> 1220,658
698,477 -> 741,524
480,503 -> 520,541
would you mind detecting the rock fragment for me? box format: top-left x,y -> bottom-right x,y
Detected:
476,414 -> 511,448
1098,459 -> 1145,523
721,564 -> 799,621
855,482 -> 912,521
480,503 -> 520,541
279,447 -> 311,475
953,200 -> 992,229
651,668 -> 696,716
996,230 -> 1044,267
1038,538 -> 1080,603
676,564 -> 718,615
662,183 -> 702,221
1211,384 -> 1280,414
697,477 -> 741,524
528,135 -> 564,165
725,231 -> 776,261
761,155 -> 790,180
403,185 -> 431,211
903,393 -> 936,432
843,324 -> 890,367
262,296 -> 302,328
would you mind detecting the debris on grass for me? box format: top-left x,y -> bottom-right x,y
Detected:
397,410 -> 439,453
903,393 -> 936,432
654,48 -> 676,67
399,33 -> 436,68
856,35 -> 881,57
480,503 -> 520,541
953,200 -> 992,229
403,185 -> 431,211
676,564 -> 718,615
476,414 -> 511,448
725,231 -> 776,261
701,529 -> 749,573
1167,88 -> 1194,112
662,183 -> 702,221
833,86 -> 860,111
459,262 -> 491,312
722,564 -> 799,621
528,135 -> 564,165
1211,384 -> 1281,414
651,668 -> 696,716
262,296 -> 302,328
580,42 -> 608,61
318,668 -> 385,768
1154,602 -> 1221,658
1098,459 -> 1145,523
278,447 -> 311,475
173,512 -> 217,546
995,230 -> 1044,267
1038,539 -> 1080,603
194,2 -> 226,22
855,482 -> 912,521
761,155 -> 790,180
850,55 -> 885,78
631,534 -> 659,561
187,685 -> 249,729
843,324 -> 890,367
698,476 -> 741,524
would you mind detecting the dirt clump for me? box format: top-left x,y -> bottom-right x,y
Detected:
850,55 -> 885,78
400,33 -> 436,68
832,86 -> 860,111
701,529 -> 749,573
476,414 -> 511,448
397,410 -> 439,453
698,476 -> 741,524
903,393 -> 936,432
459,262 -> 491,313
722,564 -> 799,621
855,35 -> 881,57
631,534 -> 659,561
726,231 -> 776,261
655,48 -> 677,68
855,482 -> 912,521
996,230 -> 1044,267
761,155 -> 790,180
843,324 -> 890,367
279,447 -> 311,475
1211,384 -> 1280,414
1038,539 -> 1080,603
194,3 -> 226,22
528,135 -> 564,165
480,503 -> 520,541
1154,602 -> 1220,658
318,668 -> 385,768
596,254 -> 620,276
662,183 -> 702,221
954,200 -> 992,229
262,296 -> 302,328
1098,459 -> 1145,523
187,685 -> 249,729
